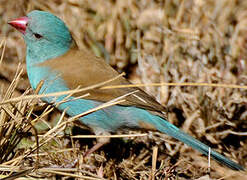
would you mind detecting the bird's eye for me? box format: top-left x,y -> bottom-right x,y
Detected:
34,33 -> 43,39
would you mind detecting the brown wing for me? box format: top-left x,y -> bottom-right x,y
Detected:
40,45 -> 167,118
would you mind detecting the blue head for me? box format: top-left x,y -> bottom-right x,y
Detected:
9,10 -> 75,91
9,10 -> 73,66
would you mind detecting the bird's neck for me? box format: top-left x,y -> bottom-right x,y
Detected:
25,38 -> 78,90
26,38 -> 78,68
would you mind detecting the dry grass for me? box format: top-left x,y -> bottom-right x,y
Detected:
0,0 -> 247,179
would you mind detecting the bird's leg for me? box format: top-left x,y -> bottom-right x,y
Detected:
83,131 -> 110,157
83,141 -> 106,157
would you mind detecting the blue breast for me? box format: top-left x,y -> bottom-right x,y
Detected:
26,63 -> 158,132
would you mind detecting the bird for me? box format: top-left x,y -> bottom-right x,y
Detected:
8,10 -> 244,171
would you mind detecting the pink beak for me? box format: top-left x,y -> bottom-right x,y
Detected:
8,16 -> 29,34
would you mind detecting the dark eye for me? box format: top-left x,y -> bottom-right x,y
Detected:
34,33 -> 43,39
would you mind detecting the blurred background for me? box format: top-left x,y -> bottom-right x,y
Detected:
1,0 -> 247,179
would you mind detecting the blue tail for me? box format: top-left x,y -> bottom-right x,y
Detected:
152,117 -> 244,170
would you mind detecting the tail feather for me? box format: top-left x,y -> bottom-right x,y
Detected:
155,118 -> 244,171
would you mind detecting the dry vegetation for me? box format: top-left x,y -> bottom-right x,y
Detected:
0,0 -> 247,179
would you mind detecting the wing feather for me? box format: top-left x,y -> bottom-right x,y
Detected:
40,46 -> 167,118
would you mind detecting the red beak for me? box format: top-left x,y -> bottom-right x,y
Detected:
8,16 -> 29,34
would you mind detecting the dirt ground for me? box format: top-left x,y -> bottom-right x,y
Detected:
0,0 -> 247,179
